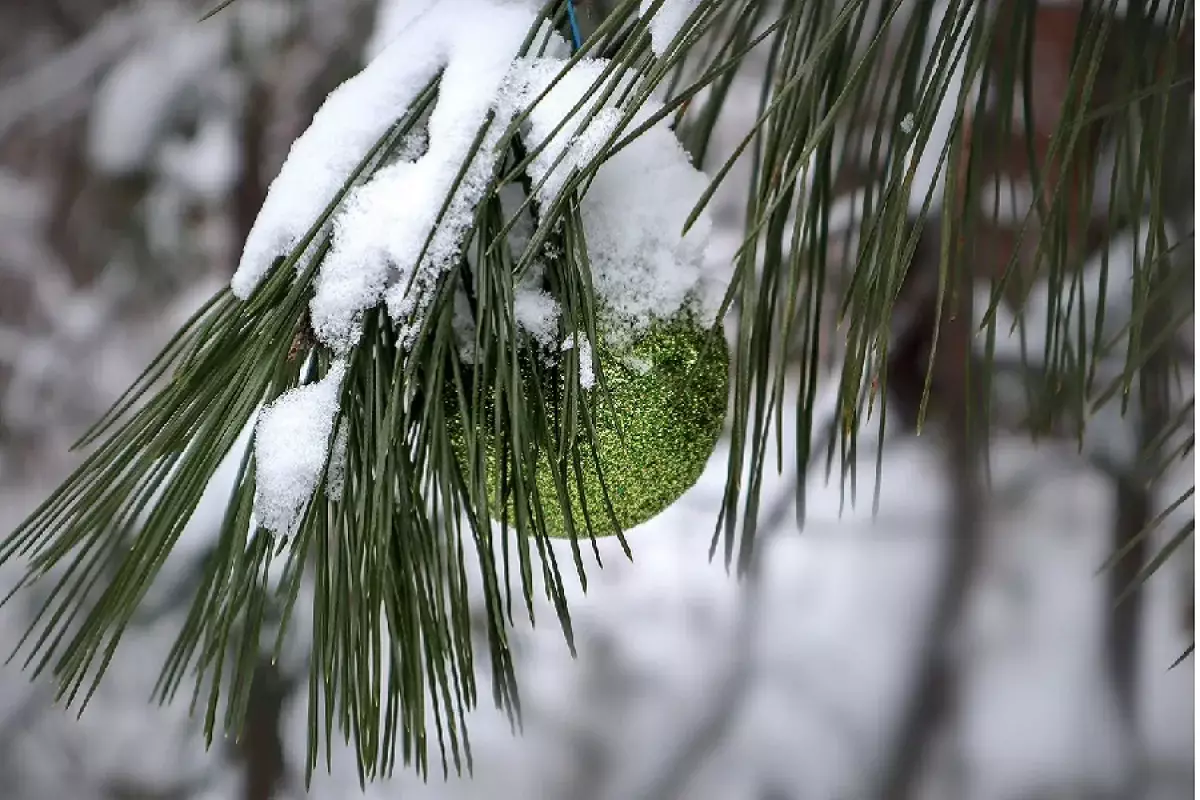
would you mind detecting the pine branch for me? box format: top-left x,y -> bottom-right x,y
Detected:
0,0 -> 1191,785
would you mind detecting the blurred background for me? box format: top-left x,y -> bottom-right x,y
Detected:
0,1 -> 1192,799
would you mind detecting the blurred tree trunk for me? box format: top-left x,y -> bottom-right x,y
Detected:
874,220 -> 982,800
235,660 -> 289,800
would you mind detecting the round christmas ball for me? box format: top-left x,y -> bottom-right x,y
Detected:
461,316 -> 729,538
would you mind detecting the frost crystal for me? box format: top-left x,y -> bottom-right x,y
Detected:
253,360 -> 346,536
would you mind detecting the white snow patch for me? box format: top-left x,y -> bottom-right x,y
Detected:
231,3 -> 453,301
253,360 -> 347,536
562,332 -> 595,389
239,0 -> 720,355
499,58 -> 625,204
502,56 -> 719,340
515,282 -> 561,350
377,7 -> 540,345
363,0 -> 439,63
581,108 -> 716,335
640,0 -> 701,58
306,0 -> 540,352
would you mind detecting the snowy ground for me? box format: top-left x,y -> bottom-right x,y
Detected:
277,412 -> 1193,800
0,341 -> 1190,800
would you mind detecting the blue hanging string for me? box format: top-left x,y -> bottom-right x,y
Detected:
566,0 -> 583,52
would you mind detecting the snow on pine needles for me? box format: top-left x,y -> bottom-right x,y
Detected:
253,359 -> 346,537
234,0 -> 723,536
639,0 -> 702,57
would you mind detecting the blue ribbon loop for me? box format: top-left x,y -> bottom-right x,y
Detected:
566,0 -> 583,51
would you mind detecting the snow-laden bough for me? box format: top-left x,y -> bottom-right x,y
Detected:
233,0 -> 729,537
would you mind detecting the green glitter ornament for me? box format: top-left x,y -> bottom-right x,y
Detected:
458,317 -> 729,538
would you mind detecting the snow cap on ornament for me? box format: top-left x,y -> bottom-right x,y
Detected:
232,0 -> 729,539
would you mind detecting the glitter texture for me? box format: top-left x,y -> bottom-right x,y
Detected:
458,317 -> 729,538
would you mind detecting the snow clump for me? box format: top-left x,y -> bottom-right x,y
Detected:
234,0 -> 725,531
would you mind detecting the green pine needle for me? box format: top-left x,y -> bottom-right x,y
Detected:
1,0 -> 1193,783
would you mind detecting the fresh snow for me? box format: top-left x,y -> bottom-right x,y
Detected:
640,0 -> 702,58
574,105 -> 716,334
253,360 -> 346,536
561,332 -> 596,390
236,0 -> 721,360
317,0 -> 540,351
499,54 -> 718,339
230,2 -> 451,301
498,58 -> 626,205
513,270 -> 561,351
363,0 -> 439,64
376,3 -> 539,347
239,0 -> 723,524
